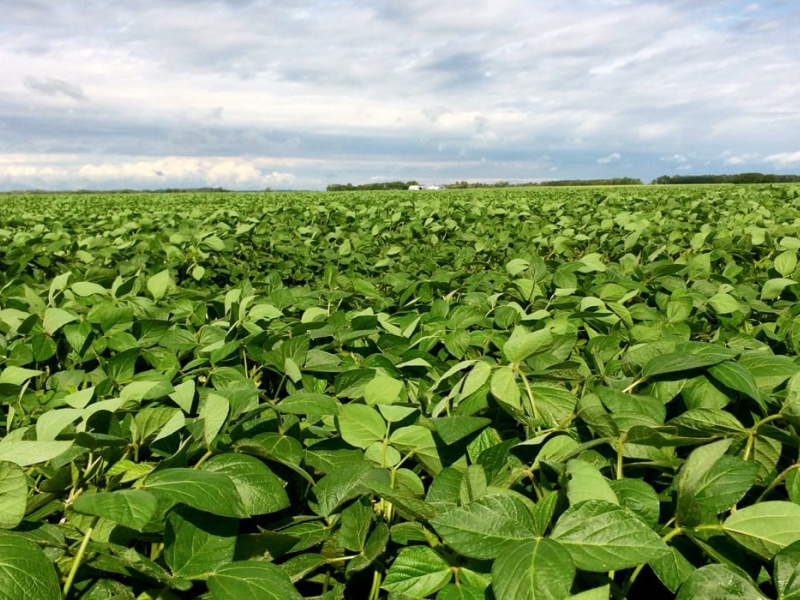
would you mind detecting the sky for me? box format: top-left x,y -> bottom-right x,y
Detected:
1,0 -> 799,191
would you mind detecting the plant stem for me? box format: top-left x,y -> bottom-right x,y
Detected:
368,569 -> 382,600
63,517 -> 98,598
756,463 -> 800,503
616,440 -> 624,480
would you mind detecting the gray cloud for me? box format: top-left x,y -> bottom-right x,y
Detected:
24,76 -> 87,101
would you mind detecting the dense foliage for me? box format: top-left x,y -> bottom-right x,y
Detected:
2,184 -> 800,599
652,173 -> 800,185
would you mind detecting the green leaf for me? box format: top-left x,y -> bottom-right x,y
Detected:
382,545 -> 452,597
762,277 -> 797,300
71,281 -> 107,297
431,416 -> 491,445
275,393 -> 338,416
201,392 -> 230,446
551,500 -> 668,571
147,269 -> 172,302
429,493 -> 538,559
460,361 -> 492,399
775,250 -> 798,277
202,453 -> 288,516
43,307 -> 78,335
565,459 -> 618,506
364,374 -> 404,405
0,462 -> 27,529
35,408 -> 83,441
723,501 -> 800,559
490,366 -> 520,411
390,425 -> 443,475
0,441 -> 73,466
311,460 -> 378,517
337,403 -> 386,449
675,564 -> 763,600
0,533 -> 61,600
642,350 -> 733,379
774,540 -> 800,600
608,479 -> 661,528
491,538 -> 576,600
0,366 -> 43,386
708,361 -> 761,402
207,561 -> 303,600
650,545 -> 695,593
143,468 -> 247,518
165,506 -> 237,578
338,498 -> 372,552
708,292 -> 741,315
72,489 -> 158,531
503,328 -> 553,363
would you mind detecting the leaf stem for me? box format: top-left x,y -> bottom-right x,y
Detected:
63,517 -> 98,598
368,569 -> 382,600
756,463 -> 800,503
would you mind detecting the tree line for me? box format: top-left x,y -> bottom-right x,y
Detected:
652,173 -> 800,184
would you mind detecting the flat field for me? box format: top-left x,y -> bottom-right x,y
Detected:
2,184 -> 800,599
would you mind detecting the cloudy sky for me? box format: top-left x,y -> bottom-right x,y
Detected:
1,0 -> 799,191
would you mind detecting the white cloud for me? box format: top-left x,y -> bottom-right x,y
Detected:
597,152 -> 621,165
765,152 -> 800,168
1,1 -> 799,189
0,155 -> 295,190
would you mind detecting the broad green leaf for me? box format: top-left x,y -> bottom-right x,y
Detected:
723,501 -> 800,559
338,498 -> 372,552
775,250 -> 798,277
43,307 -> 78,335
708,361 -> 761,402
365,374 -> 404,405
390,425 -> 443,475
0,366 -> 42,386
650,545 -> 695,593
0,462 -> 27,529
207,561 -> 303,600
169,380 -> 196,413
566,586 -> 611,600
503,327 -> 553,363
431,416 -> 491,445
71,281 -> 107,297
642,350 -> 732,379
382,545 -> 452,597
429,493 -> 538,559
143,468 -> 247,518
72,489 -> 158,531
774,540 -> 800,600
565,459 -> 618,506
491,366 -> 520,411
0,441 -> 73,467
35,408 -> 83,441
165,506 -> 237,578
675,564 -> 763,600
201,392 -> 230,446
310,461 -> 378,517
491,538 -> 575,600
668,408 -> 745,437
275,392 -> 338,416
202,453 -> 289,516
147,269 -> 172,301
551,500 -> 668,571
762,277 -> 796,300
0,533 -> 61,600
460,360 -> 492,399
337,403 -> 386,449
708,292 -> 741,315
609,479 -> 661,528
